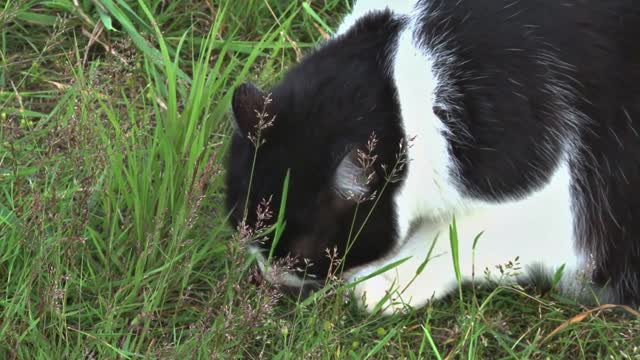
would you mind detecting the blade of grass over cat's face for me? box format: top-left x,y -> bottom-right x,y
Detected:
268,169 -> 290,263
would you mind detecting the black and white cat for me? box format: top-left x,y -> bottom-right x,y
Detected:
225,0 -> 640,314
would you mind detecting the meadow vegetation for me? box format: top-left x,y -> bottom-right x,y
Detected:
1,0 -> 639,358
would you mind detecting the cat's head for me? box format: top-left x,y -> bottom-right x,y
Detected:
224,13 -> 407,293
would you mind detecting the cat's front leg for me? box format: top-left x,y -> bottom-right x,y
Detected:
348,265 -> 408,315
346,160 -> 581,315
345,222 -> 458,315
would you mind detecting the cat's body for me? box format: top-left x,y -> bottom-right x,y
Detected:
225,0 -> 640,314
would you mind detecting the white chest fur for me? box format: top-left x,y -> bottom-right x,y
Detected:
345,159 -> 580,314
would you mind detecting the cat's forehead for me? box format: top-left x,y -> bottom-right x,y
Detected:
245,139 -> 330,191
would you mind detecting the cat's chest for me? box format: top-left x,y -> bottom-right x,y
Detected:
392,155 -> 576,250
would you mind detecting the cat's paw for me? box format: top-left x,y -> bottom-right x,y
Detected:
349,269 -> 411,315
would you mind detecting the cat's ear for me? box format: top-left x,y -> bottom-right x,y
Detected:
333,148 -> 378,203
231,82 -> 269,136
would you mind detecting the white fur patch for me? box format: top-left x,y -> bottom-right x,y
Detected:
391,17 -> 471,242
347,161 -> 580,315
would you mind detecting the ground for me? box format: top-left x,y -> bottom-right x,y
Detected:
1,0 -> 639,358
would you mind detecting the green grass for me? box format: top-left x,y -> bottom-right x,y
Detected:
1,0 -> 639,358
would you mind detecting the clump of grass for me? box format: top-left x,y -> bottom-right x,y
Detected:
1,1 -> 639,359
